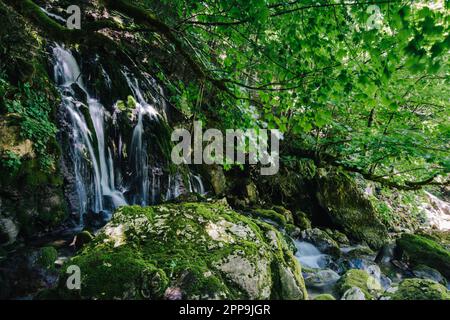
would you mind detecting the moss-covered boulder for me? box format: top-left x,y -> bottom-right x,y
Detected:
315,169 -> 388,249
396,233 -> 450,279
389,279 -> 450,300
54,202 -> 307,300
335,269 -> 381,300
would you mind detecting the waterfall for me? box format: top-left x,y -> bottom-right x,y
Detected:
190,174 -> 206,195
294,240 -> 330,269
52,44 -> 206,226
54,44 -> 127,222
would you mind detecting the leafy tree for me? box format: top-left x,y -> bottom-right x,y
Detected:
5,0 -> 449,189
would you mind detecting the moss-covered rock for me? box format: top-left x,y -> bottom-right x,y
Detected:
324,229 -> 350,246
271,206 -> 294,225
250,209 -> 288,228
314,293 -> 336,300
315,169 -> 388,249
335,269 -> 381,300
396,233 -> 450,279
389,279 -> 450,300
54,201 -> 307,300
293,210 -> 311,230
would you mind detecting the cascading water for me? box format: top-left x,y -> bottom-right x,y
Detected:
294,240 -> 330,269
53,44 -> 206,226
54,44 -> 127,222
190,174 -> 206,195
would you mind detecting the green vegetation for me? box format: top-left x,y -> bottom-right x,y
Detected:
1,80 -> 57,172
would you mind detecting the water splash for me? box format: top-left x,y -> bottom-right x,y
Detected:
294,240 -> 330,269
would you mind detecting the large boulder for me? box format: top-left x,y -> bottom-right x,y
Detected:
396,233 -> 450,279
315,169 -> 388,249
52,202 -> 307,300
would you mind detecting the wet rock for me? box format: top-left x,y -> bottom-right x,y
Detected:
375,242 -> 396,265
315,168 -> 388,249
341,287 -> 366,300
304,269 -> 340,293
325,229 -> 350,246
294,210 -> 311,230
412,265 -> 447,286
271,206 -> 294,225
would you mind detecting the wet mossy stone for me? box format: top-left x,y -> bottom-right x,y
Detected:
250,209 -> 288,228
314,293 -> 336,300
335,269 -> 380,300
294,210 -> 311,230
389,279 -> 450,300
271,206 -> 294,224
396,233 -> 450,279
37,246 -> 58,270
56,202 -> 308,300
412,265 -> 447,286
315,169 -> 388,249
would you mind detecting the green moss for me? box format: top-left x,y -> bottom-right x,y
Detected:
293,210 -> 311,230
314,293 -> 336,300
56,202 -> 308,300
396,233 -> 450,279
37,246 -> 58,270
65,245 -> 168,300
335,269 -> 375,300
390,279 -> 450,300
250,209 -> 287,227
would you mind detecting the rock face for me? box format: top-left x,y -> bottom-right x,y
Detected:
396,233 -> 450,279
315,169 -> 388,249
52,202 -> 307,300
388,279 -> 450,300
